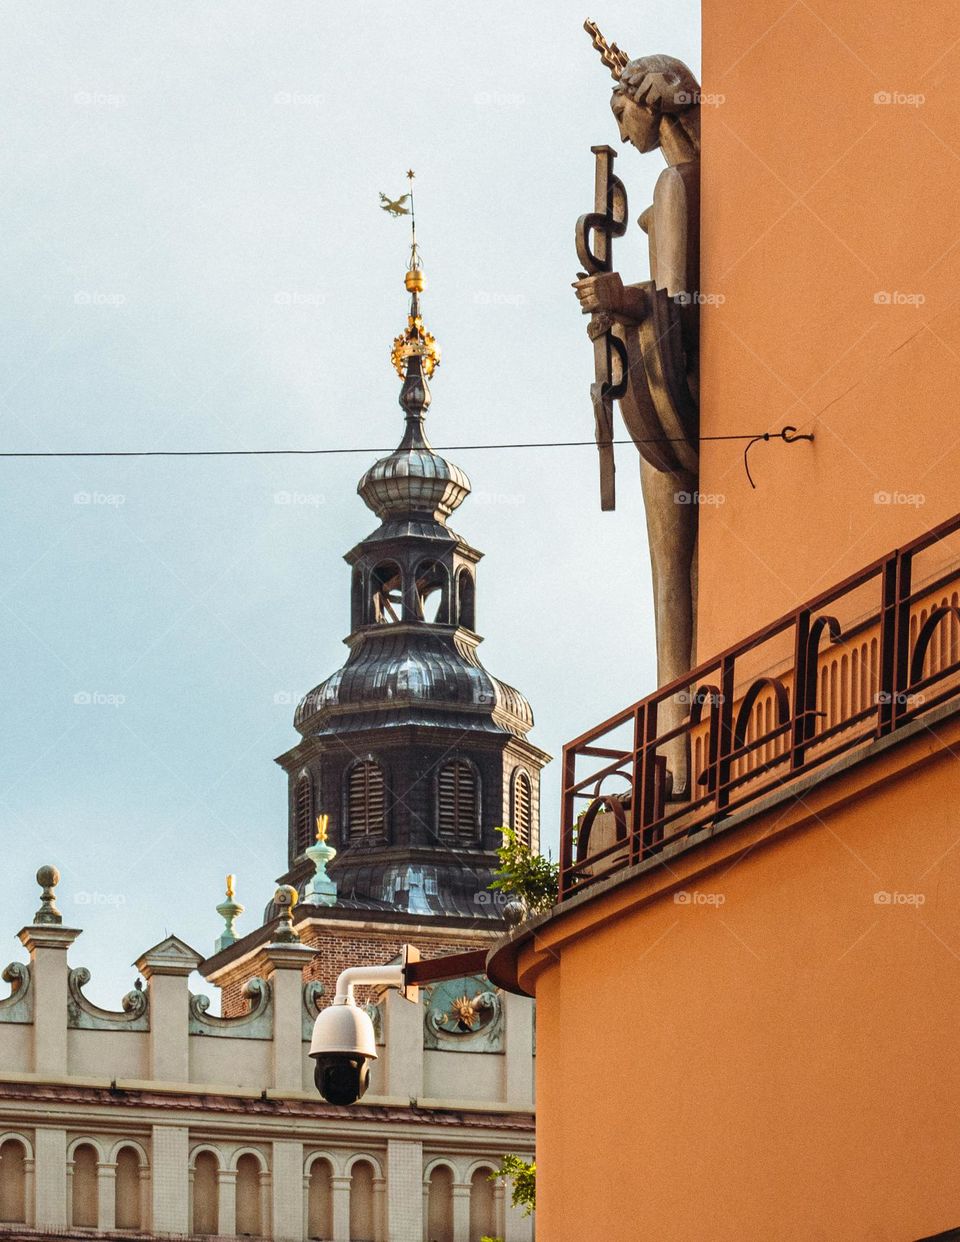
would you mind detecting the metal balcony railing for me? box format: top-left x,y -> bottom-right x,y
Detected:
561,510 -> 960,900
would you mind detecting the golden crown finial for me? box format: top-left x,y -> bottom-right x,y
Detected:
315,814 -> 329,843
225,874 -> 236,899
584,18 -> 630,81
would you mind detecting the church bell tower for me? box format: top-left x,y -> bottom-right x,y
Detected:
276,200 -> 549,921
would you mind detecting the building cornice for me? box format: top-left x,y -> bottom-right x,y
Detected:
0,1076 -> 534,1132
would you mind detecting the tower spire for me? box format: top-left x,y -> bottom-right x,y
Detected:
389,170 -> 441,390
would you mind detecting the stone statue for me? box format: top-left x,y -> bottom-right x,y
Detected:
574,23 -> 701,796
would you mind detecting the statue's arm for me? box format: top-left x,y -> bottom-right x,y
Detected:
572,270 -> 648,322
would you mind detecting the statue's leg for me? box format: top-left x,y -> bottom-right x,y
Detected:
639,457 -> 698,798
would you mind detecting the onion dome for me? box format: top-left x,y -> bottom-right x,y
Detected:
358,358 -> 471,524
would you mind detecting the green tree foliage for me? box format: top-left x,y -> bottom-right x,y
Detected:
490,826 -> 558,915
490,1153 -> 536,1217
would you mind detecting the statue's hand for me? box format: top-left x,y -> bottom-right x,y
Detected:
572,271 -> 625,314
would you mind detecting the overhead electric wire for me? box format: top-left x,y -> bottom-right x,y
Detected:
0,428 -> 811,459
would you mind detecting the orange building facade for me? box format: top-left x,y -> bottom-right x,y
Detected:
488,3 -> 960,1239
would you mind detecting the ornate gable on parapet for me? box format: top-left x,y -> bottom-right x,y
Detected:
135,934 -> 203,979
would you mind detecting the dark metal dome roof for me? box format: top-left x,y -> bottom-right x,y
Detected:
358,354 -> 471,524
294,628 -> 534,738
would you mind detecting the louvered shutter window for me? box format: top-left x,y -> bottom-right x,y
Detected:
294,774 -> 314,856
348,762 -> 385,839
512,771 -> 532,847
438,761 -> 478,844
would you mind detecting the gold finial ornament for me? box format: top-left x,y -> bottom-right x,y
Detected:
315,814 -> 329,843
584,18 -> 630,80
391,314 -> 441,379
226,873 -> 236,899
383,169 -> 442,379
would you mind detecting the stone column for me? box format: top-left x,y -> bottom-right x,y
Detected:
503,992 -> 534,1108
150,1124 -> 189,1234
386,1139 -> 423,1242
493,1181 -> 506,1241
17,925 -> 81,1076
97,1161 -> 117,1232
384,987 -> 423,1100
217,1168 -> 237,1237
373,1174 -> 387,1242
260,942 -> 314,1092
452,1181 -> 471,1242
135,937 -> 203,1083
139,1164 -> 152,1232
302,1171 -> 311,1239
33,1126 -> 67,1230
503,1189 -> 533,1242
331,1173 -> 352,1242
271,1139 -> 302,1241
259,1169 -> 272,1239
23,1155 -> 35,1227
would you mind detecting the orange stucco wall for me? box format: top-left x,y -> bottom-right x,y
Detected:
519,714 -> 960,1240
698,0 -> 960,659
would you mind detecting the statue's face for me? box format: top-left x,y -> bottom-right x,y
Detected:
611,92 -> 660,154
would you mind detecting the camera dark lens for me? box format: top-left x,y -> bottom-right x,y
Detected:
315,1056 -> 370,1105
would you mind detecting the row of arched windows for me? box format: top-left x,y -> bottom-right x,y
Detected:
192,1149 -> 269,1237
425,1162 -> 500,1242
352,561 -> 476,631
0,1135 -> 505,1241
0,1136 -> 147,1231
296,764 -> 535,856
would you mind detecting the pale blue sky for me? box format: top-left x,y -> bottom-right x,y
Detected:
0,2 -> 700,1006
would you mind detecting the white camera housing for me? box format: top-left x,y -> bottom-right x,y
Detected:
309,962 -> 409,1105
309,1001 -> 377,1061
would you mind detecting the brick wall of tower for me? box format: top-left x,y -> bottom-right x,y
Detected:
218,923 -> 495,1017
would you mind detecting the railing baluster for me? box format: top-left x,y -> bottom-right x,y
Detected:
877,552 -> 899,736
791,608 -> 811,769
560,746 -> 576,898
628,702 -> 642,865
714,656 -> 737,818
892,549 -> 913,730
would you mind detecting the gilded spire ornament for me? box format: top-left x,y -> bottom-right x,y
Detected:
304,814 -> 338,907
384,170 -> 441,379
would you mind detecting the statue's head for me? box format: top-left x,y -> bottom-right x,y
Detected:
584,22 -> 700,158
613,55 -> 700,153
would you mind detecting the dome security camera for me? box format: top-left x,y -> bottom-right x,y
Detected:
309,959 -> 413,1105
310,1001 -> 378,1105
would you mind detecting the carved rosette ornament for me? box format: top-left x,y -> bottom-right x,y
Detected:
423,976 -> 503,1052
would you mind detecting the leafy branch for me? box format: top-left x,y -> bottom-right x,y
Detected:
489,826 -> 558,916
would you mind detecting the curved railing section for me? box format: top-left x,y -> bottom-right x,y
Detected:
563,510 -> 960,898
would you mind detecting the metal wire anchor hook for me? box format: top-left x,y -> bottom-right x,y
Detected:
743,425 -> 815,489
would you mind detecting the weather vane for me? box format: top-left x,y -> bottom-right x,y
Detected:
380,170 -> 440,379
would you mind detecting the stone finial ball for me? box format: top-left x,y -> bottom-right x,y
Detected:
503,899 -> 527,927
36,865 -> 60,889
274,884 -> 298,910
